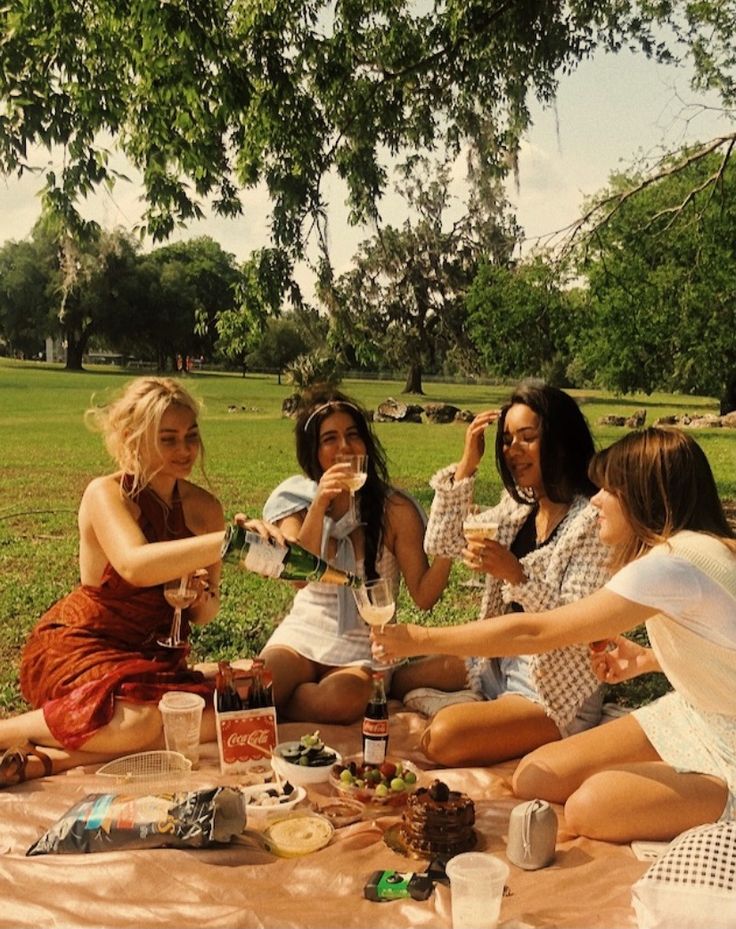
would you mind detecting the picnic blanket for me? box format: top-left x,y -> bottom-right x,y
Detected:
0,704 -> 648,928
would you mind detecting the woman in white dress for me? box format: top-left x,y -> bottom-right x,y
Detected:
260,387 -> 451,724
374,427 -> 736,842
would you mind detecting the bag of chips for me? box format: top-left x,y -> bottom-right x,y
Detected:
27,786 -> 246,856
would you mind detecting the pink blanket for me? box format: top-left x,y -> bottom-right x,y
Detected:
0,705 -> 647,928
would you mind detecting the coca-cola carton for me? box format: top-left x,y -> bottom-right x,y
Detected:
215,703 -> 279,779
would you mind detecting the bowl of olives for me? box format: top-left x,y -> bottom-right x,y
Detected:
271,731 -> 342,786
329,755 -> 421,806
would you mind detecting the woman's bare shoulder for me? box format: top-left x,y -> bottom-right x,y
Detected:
179,480 -> 225,528
384,489 -> 426,539
80,473 -> 123,504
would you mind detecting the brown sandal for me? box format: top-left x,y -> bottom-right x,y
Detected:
0,744 -> 53,787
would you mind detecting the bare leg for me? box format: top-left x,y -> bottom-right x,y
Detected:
262,645 -> 374,724
513,714 -> 729,842
261,645 -> 323,709
1,697 -> 222,785
390,655 -> 468,700
0,700 -> 167,783
283,667 -> 374,725
421,694 -> 561,766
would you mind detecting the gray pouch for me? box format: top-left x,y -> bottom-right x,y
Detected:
506,798 -> 557,870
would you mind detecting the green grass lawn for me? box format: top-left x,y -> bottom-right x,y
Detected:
1,358 -> 733,716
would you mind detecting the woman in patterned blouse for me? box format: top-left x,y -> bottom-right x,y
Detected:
391,380 -> 611,766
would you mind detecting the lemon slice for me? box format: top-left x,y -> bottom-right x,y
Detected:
263,813 -> 334,857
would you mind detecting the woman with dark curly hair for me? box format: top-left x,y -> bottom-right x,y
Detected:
259,386 -> 452,724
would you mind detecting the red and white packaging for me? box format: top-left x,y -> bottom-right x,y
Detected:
215,701 -> 278,779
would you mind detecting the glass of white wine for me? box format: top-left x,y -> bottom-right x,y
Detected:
353,576 -> 395,631
335,452 -> 368,522
354,576 -> 397,670
158,574 -> 198,648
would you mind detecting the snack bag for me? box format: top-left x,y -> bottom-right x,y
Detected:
27,786 -> 245,856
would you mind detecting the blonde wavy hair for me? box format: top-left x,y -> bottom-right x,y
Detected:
589,426 -> 736,570
85,377 -> 205,496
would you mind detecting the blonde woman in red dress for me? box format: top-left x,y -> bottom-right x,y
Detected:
0,376 -> 275,786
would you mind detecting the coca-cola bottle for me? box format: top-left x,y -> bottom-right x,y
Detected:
216,660 -> 242,712
221,524 -> 361,587
362,671 -> 389,765
247,657 -> 273,709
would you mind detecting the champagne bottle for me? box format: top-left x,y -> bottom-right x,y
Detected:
221,523 -> 361,587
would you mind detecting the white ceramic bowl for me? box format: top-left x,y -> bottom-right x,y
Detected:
240,782 -> 307,830
271,741 -> 342,786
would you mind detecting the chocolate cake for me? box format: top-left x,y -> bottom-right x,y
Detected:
399,779 -> 475,856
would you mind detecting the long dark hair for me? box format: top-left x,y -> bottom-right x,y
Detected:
589,426 -> 736,569
495,379 -> 597,505
295,386 -> 389,580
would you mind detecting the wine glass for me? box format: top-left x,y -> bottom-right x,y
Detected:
462,504 -> 499,545
353,577 -> 395,630
353,577 -> 396,669
158,574 -> 197,648
462,504 -> 499,573
335,453 -> 368,523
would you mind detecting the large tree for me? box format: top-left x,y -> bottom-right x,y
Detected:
53,225 -> 142,369
139,236 -> 242,369
322,156 -> 519,393
572,150 -> 736,399
465,257 -> 572,385
0,233 -> 57,358
3,0 -> 731,266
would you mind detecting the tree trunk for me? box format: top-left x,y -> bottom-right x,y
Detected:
720,371 -> 736,415
64,338 -> 85,370
402,362 -> 424,395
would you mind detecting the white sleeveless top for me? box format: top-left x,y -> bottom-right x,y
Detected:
263,538 -> 400,666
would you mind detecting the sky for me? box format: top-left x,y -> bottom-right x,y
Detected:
0,43 -> 732,299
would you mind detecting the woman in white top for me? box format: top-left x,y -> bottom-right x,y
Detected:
374,427 -> 736,842
260,387 -> 451,724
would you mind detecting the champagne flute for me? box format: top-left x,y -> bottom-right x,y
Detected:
353,577 -> 396,670
462,504 -> 499,545
158,574 -> 197,648
335,453 -> 368,523
462,505 -> 499,580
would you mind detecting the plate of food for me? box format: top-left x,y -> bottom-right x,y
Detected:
329,755 -> 421,806
240,782 -> 307,830
271,731 -> 342,786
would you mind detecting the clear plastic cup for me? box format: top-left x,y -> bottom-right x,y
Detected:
445,853 -> 509,929
158,692 -> 205,769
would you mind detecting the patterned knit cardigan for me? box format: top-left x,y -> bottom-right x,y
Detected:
424,464 -> 612,729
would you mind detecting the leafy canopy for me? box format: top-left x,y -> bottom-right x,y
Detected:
0,0 -> 698,256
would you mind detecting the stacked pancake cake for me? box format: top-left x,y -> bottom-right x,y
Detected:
399,779 -> 476,856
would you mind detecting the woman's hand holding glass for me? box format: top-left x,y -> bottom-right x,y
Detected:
589,635 -> 659,684
354,577 -> 397,668
371,621 -> 425,665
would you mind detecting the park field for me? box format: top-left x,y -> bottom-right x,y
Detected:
1,358 -> 733,715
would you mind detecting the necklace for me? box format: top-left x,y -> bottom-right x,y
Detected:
535,502 -> 569,544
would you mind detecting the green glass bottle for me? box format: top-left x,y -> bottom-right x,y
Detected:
221,524 -> 361,587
